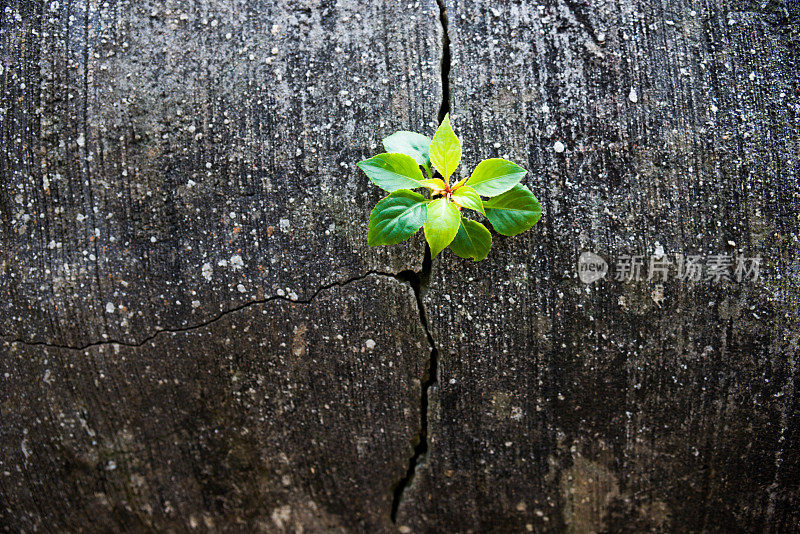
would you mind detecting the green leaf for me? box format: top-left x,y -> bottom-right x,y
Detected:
423,197 -> 460,259
429,113 -> 462,182
465,158 -> 527,197
449,217 -> 492,262
451,185 -> 485,215
484,184 -> 542,236
420,178 -> 447,192
382,131 -> 431,171
357,153 -> 426,192
368,190 -> 428,246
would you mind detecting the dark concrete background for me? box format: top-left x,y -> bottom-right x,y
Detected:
1,0 -> 798,532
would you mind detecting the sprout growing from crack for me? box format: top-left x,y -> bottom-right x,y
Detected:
358,114 -> 542,262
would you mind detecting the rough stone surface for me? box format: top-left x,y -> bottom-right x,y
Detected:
1,275 -> 428,531
2,0 -> 800,531
0,0 -> 440,530
0,0 -> 440,347
397,0 -> 800,532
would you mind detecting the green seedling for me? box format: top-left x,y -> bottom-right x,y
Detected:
357,114 -> 542,261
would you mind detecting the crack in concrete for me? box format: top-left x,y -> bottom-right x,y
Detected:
390,256 -> 438,523
0,271 -> 403,352
390,0 -> 451,523
435,0 -> 452,125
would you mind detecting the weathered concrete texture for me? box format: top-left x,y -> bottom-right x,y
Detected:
0,275 -> 429,531
1,0 -> 442,530
0,0 -> 441,347
396,0 -> 800,532
3,0 -> 800,531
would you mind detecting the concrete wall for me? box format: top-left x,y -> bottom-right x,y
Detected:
1,0 -> 798,531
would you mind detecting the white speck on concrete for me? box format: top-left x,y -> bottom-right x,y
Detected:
105,302 -> 115,313
230,254 -> 244,271
629,88 -> 638,103
365,339 -> 376,350
553,141 -> 565,153
201,262 -> 213,281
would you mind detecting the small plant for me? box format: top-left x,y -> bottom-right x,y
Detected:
357,114 -> 542,261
